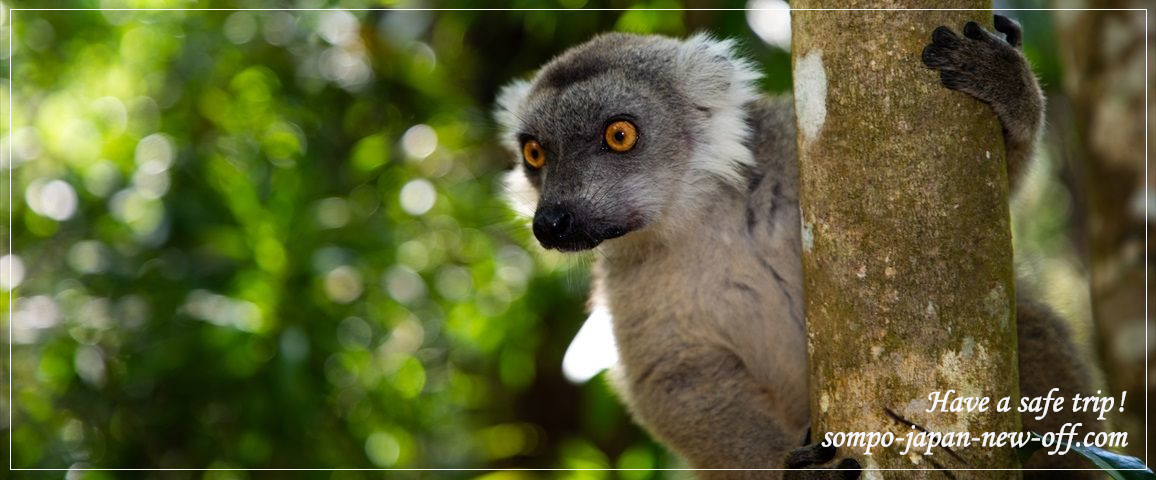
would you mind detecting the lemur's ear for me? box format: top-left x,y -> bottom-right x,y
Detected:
673,33 -> 762,186
494,79 -> 531,157
674,33 -> 761,110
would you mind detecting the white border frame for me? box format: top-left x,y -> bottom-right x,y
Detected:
3,5 -> 1148,475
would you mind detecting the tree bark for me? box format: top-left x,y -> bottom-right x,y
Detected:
791,2 -> 1021,474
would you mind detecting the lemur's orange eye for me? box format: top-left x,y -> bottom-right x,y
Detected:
604,121 -> 638,152
522,140 -> 546,168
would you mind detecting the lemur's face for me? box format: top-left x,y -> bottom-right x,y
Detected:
497,34 -> 700,252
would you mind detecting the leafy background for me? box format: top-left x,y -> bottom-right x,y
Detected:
0,1 -> 1121,478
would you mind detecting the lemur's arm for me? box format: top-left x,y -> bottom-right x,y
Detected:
618,342 -> 857,480
922,15 -> 1043,191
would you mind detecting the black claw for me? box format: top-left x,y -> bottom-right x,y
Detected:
921,45 -> 949,68
938,70 -> 958,89
836,458 -> 860,469
817,444 -> 837,463
931,26 -> 960,46
786,443 -> 838,468
963,21 -> 986,40
994,14 -> 1023,47
939,70 -> 974,92
836,458 -> 862,479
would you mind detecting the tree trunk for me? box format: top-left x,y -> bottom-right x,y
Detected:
791,3 -> 1021,474
1053,5 -> 1150,458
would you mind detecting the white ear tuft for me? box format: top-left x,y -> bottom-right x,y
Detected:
495,80 -> 537,220
675,33 -> 762,187
494,79 -> 532,155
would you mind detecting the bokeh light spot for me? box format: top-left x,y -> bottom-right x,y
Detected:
67,240 -> 112,275
74,345 -> 107,388
27,179 -> 79,221
337,316 -> 373,351
0,254 -> 26,290
224,11 -> 258,44
365,431 -> 400,467
319,10 -> 359,46
316,197 -> 351,229
747,0 -> 792,50
401,124 -> 437,160
399,179 -> 436,216
324,266 -> 364,304
134,133 -> 175,171
384,266 -> 427,304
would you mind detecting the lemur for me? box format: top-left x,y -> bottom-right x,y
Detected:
496,15 -> 1100,479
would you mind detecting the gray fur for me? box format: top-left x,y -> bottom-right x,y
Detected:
498,22 -> 1094,479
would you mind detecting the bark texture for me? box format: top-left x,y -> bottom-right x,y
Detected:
791,2 -> 1021,474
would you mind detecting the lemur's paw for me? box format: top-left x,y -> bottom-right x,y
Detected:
993,14 -> 1023,48
785,442 -> 836,468
784,443 -> 861,480
921,15 -> 1029,107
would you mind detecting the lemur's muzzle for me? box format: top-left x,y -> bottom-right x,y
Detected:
533,204 -> 574,244
533,203 -> 630,252
533,204 -> 592,251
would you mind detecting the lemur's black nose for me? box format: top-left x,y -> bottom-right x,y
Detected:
533,205 -> 575,247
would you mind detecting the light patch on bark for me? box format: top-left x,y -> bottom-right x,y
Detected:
820,392 -> 830,413
794,50 -> 828,145
904,396 -> 930,423
862,457 -> 883,480
935,338 -> 992,433
801,217 -> 814,252
983,284 -> 1010,330
907,451 -> 923,465
960,336 -> 976,358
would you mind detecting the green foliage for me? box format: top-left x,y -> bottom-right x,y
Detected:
3,2 -> 770,473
